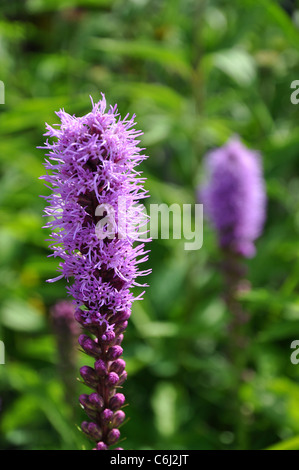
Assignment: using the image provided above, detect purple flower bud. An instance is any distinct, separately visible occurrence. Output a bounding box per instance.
[87,422,103,441]
[101,331,115,343]
[110,309,131,324]
[101,408,113,424]
[107,345,123,361]
[82,421,103,441]
[106,372,119,386]
[79,394,93,410]
[122,310,131,321]
[81,421,90,434]
[200,137,266,258]
[80,366,98,389]
[96,441,108,450]
[109,393,126,410]
[115,321,128,334]
[115,334,124,346]
[107,428,121,445]
[78,334,88,347]
[112,410,126,427]
[110,359,126,375]
[94,359,108,377]
[84,408,98,421]
[79,334,101,358]
[89,393,104,410]
[74,309,86,326]
[117,371,127,386]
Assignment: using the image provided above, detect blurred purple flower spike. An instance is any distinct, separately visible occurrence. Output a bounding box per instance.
[201,137,266,258]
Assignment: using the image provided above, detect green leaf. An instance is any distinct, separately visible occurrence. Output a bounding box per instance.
[90,38,191,78]
[0,299,45,332]
[207,48,257,86]
[26,0,113,13]
[151,382,179,438]
[0,395,41,433]
[267,435,299,450]
[112,82,186,111]
[259,0,299,47]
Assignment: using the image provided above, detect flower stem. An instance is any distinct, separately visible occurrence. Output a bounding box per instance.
[222,249,250,450]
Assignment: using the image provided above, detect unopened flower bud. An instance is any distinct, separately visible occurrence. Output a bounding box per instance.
[79,394,93,410]
[89,392,104,410]
[95,358,108,376]
[115,334,124,346]
[80,366,98,389]
[88,422,102,441]
[110,310,131,324]
[107,428,121,445]
[74,309,85,325]
[106,371,119,386]
[79,334,101,358]
[81,421,90,434]
[112,410,126,427]
[117,371,127,386]
[110,359,126,375]
[101,331,115,343]
[96,441,108,450]
[115,321,128,334]
[109,393,126,411]
[101,408,113,425]
[107,345,123,361]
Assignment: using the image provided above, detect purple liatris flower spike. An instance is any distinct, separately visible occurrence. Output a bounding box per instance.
[200,137,266,258]
[40,95,151,450]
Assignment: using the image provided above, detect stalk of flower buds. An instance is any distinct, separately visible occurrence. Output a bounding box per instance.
[41,95,151,450]
[50,300,81,418]
[200,137,266,448]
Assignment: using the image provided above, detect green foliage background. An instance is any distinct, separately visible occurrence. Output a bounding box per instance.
[1,0,299,450]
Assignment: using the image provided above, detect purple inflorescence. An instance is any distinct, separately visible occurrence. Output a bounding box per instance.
[200,137,266,258]
[40,94,151,449]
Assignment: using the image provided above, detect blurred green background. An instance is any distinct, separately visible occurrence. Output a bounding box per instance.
[1,0,299,450]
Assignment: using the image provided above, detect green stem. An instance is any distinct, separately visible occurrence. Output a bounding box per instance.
[222,249,250,450]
